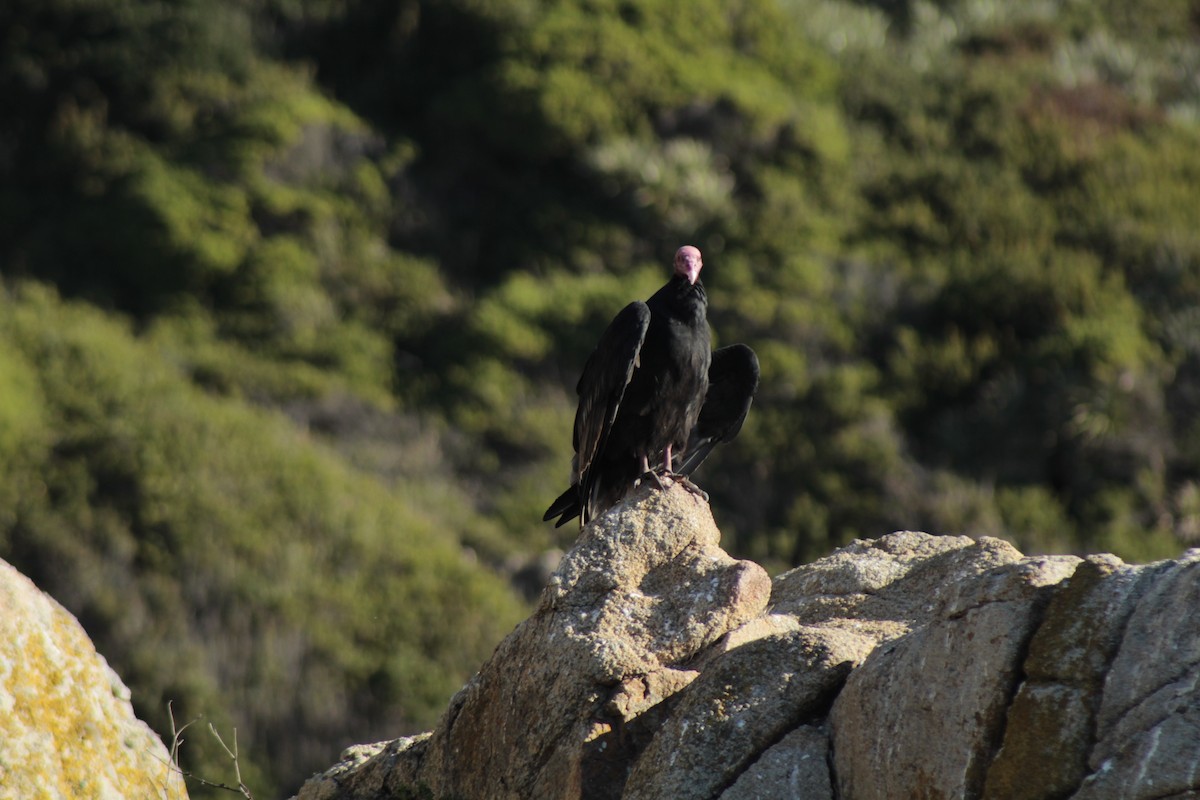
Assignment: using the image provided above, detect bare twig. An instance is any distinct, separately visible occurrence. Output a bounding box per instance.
[155,702,254,799]
[208,723,253,799]
[157,701,196,800]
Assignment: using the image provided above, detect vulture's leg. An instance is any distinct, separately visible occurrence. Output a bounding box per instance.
[666,444,707,499]
[641,453,669,489]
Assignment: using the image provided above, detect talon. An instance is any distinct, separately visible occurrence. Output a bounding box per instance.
[642,470,671,490]
[678,477,709,502]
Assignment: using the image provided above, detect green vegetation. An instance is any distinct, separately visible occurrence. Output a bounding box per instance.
[3,0,1200,794]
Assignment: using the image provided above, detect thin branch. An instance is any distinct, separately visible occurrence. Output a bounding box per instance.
[208,723,253,799]
[155,702,254,799]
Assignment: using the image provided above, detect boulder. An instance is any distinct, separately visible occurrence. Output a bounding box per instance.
[0,558,188,800]
[299,482,770,800]
[830,553,1080,799]
[296,487,1200,800]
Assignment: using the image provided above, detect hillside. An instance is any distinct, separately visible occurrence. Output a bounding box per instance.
[3,0,1200,795]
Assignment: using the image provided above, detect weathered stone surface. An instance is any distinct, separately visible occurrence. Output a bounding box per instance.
[0,558,188,800]
[1074,704,1200,800]
[770,531,1027,645]
[294,736,428,800]
[830,555,1080,800]
[296,499,1200,800]
[299,483,770,800]
[983,554,1152,799]
[1075,552,1200,799]
[722,725,832,800]
[624,617,872,800]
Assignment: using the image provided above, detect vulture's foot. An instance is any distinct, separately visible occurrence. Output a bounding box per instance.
[678,477,709,502]
[640,469,673,490]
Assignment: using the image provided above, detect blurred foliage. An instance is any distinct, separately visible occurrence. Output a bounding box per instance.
[0,284,524,794]
[3,0,1200,795]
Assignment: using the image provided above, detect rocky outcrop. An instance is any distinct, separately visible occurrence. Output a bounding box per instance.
[0,558,188,800]
[296,483,1200,800]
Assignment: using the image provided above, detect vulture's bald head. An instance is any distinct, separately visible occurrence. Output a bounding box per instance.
[674,245,703,285]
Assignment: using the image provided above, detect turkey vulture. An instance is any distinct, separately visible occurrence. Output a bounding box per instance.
[544,247,758,527]
[544,341,760,527]
[544,246,756,528]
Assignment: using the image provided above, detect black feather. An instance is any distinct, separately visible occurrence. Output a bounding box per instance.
[672,344,760,477]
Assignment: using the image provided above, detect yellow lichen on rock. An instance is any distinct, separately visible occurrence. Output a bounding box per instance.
[0,559,188,800]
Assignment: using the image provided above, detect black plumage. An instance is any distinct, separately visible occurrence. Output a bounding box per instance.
[545,246,756,528]
[672,343,760,478]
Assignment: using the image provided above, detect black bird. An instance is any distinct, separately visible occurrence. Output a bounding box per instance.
[543,341,760,527]
[545,245,730,528]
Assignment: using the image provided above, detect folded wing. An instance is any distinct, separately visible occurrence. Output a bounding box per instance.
[674,343,760,478]
[543,302,650,527]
